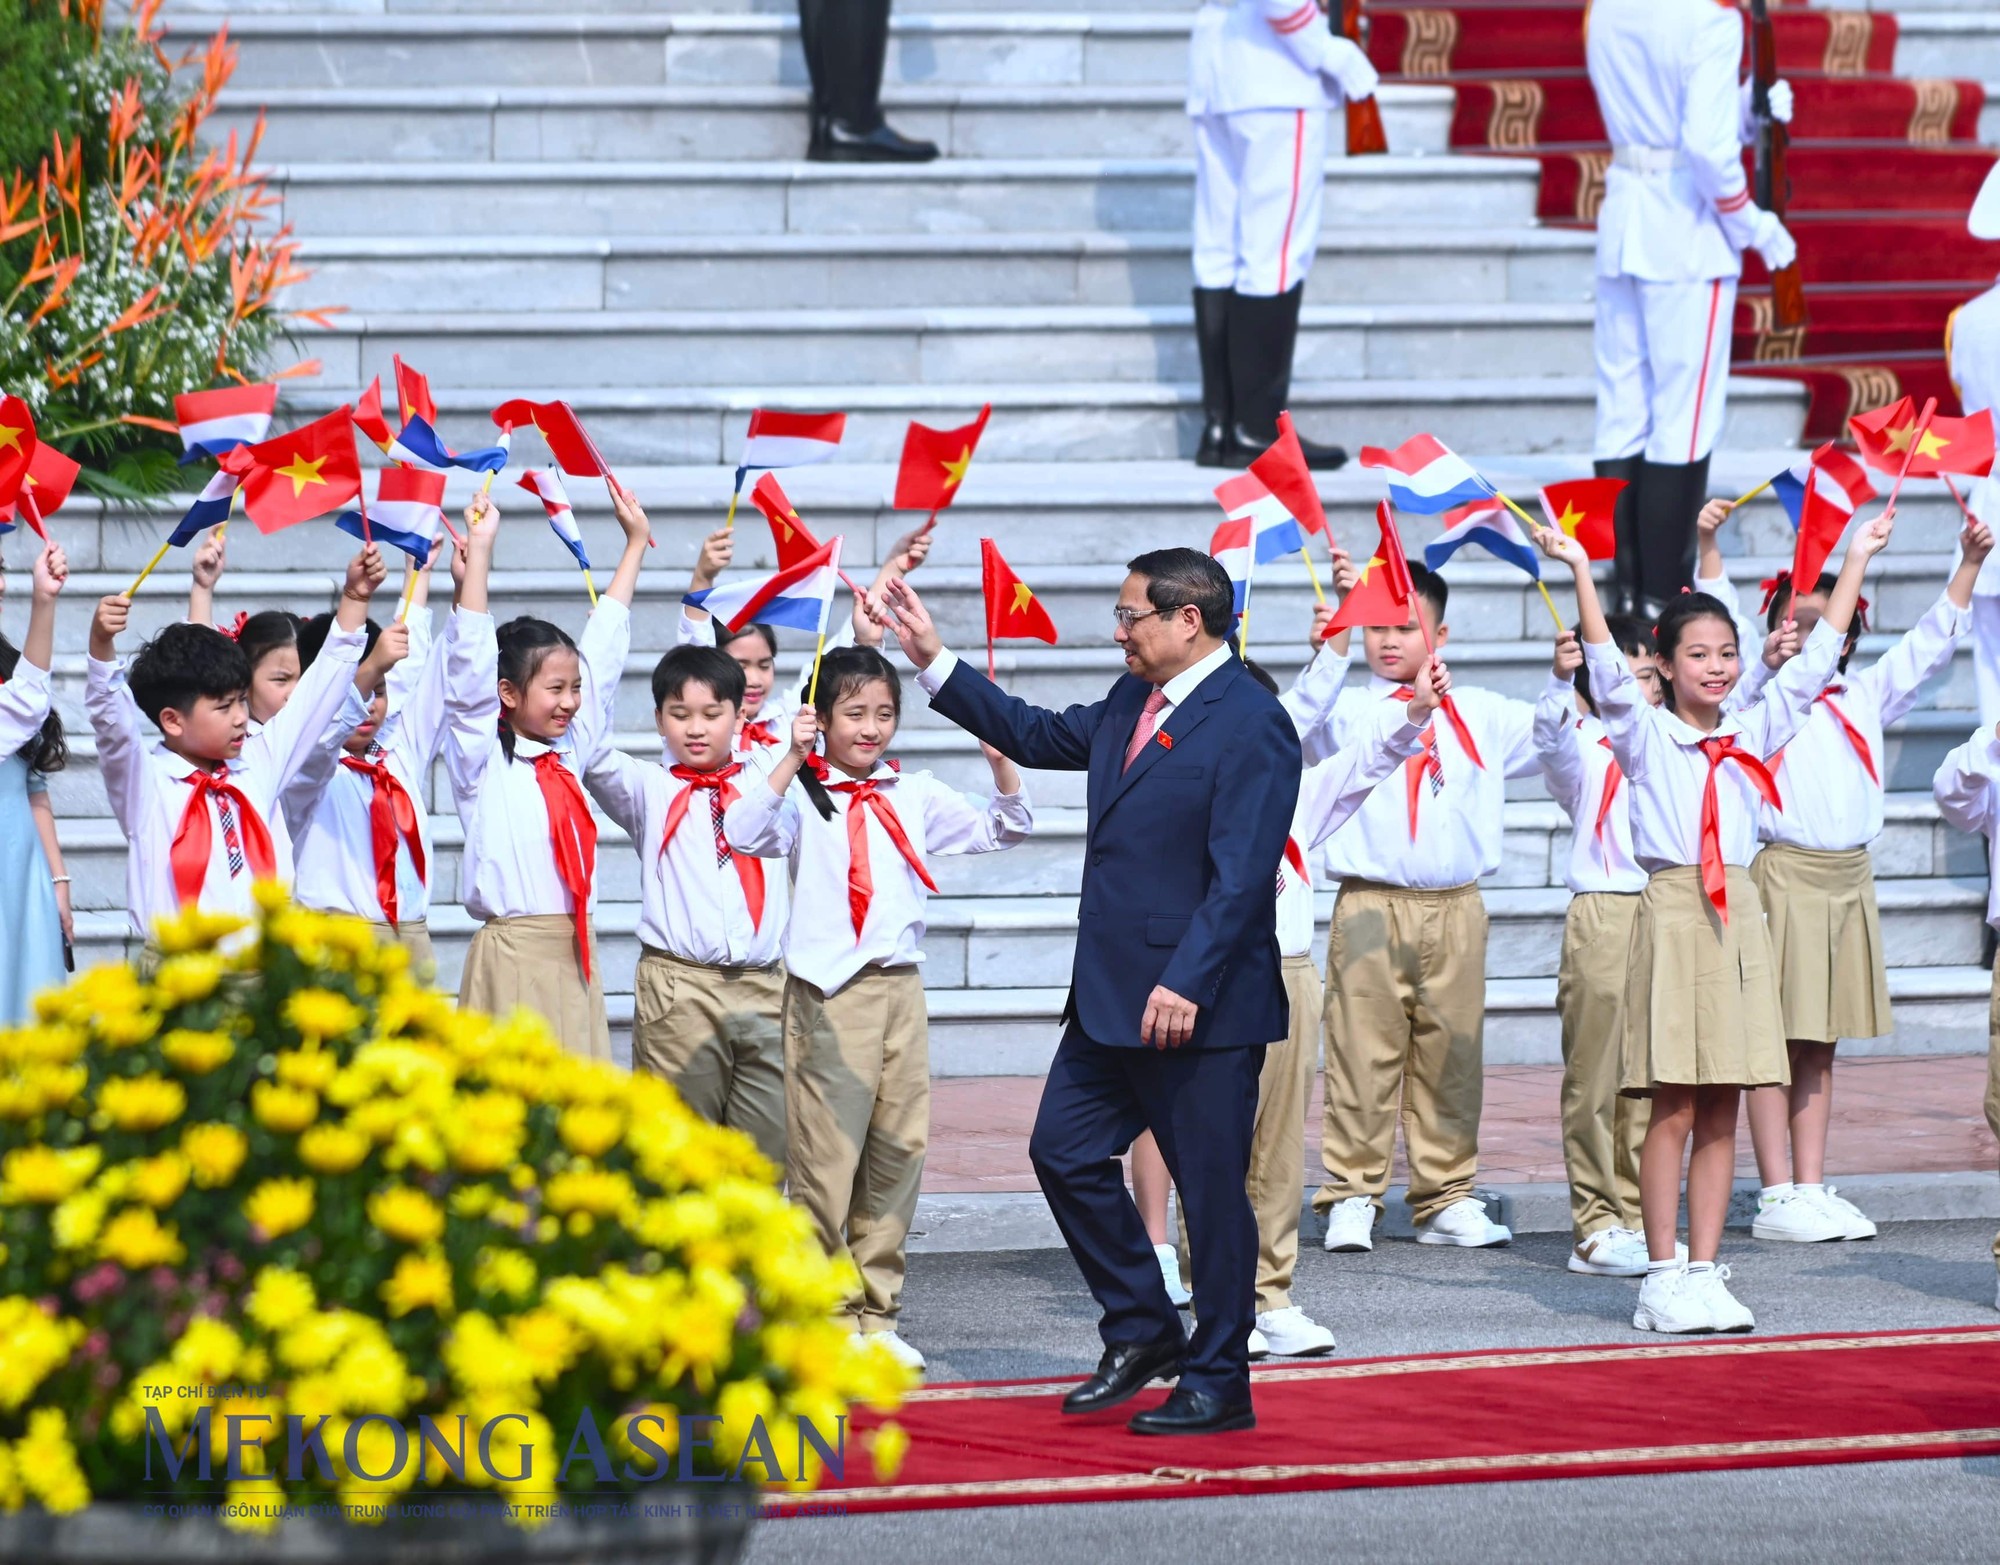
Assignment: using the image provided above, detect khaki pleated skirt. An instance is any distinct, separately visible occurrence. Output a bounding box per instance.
[1750,843,1891,1044]
[373,920,436,979]
[1622,865,1789,1093]
[460,914,610,1062]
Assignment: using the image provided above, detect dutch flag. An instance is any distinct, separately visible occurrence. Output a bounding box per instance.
[685,535,845,636]
[518,468,591,570]
[175,384,276,464]
[335,468,447,563]
[736,409,846,479]
[1213,472,1307,566]
[1358,434,1496,515]
[388,415,510,475]
[167,471,240,547]
[1423,496,1542,580]
[1767,443,1877,535]
[1208,517,1253,615]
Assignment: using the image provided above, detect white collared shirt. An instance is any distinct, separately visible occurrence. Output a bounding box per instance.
[725,760,1032,996]
[586,743,789,968]
[1316,677,1539,889]
[1585,619,1843,873]
[0,659,52,756]
[1933,724,2000,928]
[1534,676,1646,895]
[87,624,365,935]
[442,601,628,923]
[293,610,450,924]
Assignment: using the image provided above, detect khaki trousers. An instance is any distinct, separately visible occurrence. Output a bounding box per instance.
[783,966,929,1333]
[632,947,787,1170]
[1176,954,1322,1314]
[1556,893,1647,1241]
[1988,968,2000,1275]
[1314,880,1487,1224]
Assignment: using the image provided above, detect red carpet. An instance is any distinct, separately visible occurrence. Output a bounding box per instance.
[1367,0,2000,441]
[773,1327,2000,1515]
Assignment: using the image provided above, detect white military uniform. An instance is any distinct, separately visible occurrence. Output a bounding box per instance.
[1947,282,2000,724]
[1586,0,1795,464]
[1187,0,1378,297]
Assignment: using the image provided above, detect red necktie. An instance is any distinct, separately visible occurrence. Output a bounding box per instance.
[738,719,778,750]
[530,751,598,981]
[170,769,277,909]
[1391,686,1485,769]
[660,763,766,930]
[1696,735,1783,924]
[340,752,427,926]
[1123,687,1169,772]
[1593,734,1624,866]
[825,777,938,939]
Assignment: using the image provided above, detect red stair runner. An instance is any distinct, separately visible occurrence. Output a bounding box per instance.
[1367,0,2000,442]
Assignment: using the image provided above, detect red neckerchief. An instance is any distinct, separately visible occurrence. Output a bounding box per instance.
[1390,685,1485,769]
[1795,685,1879,785]
[170,768,277,909]
[821,768,937,939]
[660,762,765,930]
[528,750,598,981]
[1591,729,1623,866]
[340,751,427,924]
[738,718,778,749]
[1278,835,1309,894]
[1697,735,1783,924]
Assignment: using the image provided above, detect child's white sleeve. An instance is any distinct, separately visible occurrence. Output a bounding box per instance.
[572,597,631,773]
[1856,591,1969,730]
[282,682,372,832]
[1742,617,1843,758]
[1582,638,1652,780]
[383,605,434,720]
[1495,692,1542,779]
[386,610,453,774]
[0,657,52,757]
[1279,644,1350,767]
[253,622,365,796]
[1533,675,1588,821]
[443,608,501,803]
[920,773,1034,856]
[1933,726,2000,837]
[582,744,651,841]
[724,782,801,858]
[676,609,716,648]
[84,657,149,836]
[1296,704,1425,850]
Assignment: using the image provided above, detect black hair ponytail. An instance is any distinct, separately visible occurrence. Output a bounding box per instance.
[236,610,303,675]
[0,635,65,773]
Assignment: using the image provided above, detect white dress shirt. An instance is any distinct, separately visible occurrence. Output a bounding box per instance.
[587,743,789,968]
[725,760,1032,996]
[87,624,364,935]
[443,601,627,923]
[1317,677,1539,889]
[0,659,52,756]
[1585,619,1842,873]
[292,610,450,924]
[1534,675,1646,895]
[1932,724,2000,928]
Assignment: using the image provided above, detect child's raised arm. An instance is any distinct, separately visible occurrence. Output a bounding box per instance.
[1533,522,1610,645]
[604,479,651,608]
[455,495,498,615]
[187,529,225,629]
[21,541,67,674]
[680,526,732,628]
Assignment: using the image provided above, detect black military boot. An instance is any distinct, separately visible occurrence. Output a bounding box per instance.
[1223,284,1345,469]
[1594,455,1644,615]
[1193,287,1232,466]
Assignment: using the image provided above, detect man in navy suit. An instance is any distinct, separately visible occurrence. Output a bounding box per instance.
[880,549,1302,1434]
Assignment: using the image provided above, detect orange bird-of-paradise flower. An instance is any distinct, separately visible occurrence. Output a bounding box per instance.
[26,257,84,328]
[108,78,144,150]
[101,287,169,337]
[270,359,323,382]
[122,414,181,436]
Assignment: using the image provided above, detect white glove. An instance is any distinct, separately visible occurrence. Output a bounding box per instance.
[1737,76,1795,141]
[1768,78,1794,125]
[1753,210,1797,272]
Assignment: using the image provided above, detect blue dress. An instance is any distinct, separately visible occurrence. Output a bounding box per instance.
[0,750,65,1023]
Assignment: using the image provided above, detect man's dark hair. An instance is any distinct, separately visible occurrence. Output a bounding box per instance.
[297,612,380,671]
[1408,561,1448,623]
[1240,658,1280,697]
[128,623,251,728]
[652,645,745,711]
[1126,547,1234,639]
[1573,613,1654,717]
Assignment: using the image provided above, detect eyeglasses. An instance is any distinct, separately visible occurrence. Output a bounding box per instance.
[1112,604,1182,631]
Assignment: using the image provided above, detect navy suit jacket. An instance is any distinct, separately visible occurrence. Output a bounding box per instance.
[931,651,1302,1049]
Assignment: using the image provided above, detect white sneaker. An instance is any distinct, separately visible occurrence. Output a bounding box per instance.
[1255,1305,1337,1357]
[1568,1226,1651,1277]
[1686,1264,1755,1333]
[1247,1326,1271,1361]
[1154,1242,1192,1308]
[1632,1265,1714,1334]
[1806,1185,1878,1242]
[866,1330,927,1374]
[1415,1197,1513,1248]
[1751,1189,1846,1243]
[1322,1196,1376,1253]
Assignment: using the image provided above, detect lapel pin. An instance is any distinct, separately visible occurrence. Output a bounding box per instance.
[1156,733,1173,751]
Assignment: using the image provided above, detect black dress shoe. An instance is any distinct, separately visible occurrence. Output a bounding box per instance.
[1127,1386,1256,1436]
[1221,425,1346,471]
[1061,1336,1185,1415]
[817,119,939,163]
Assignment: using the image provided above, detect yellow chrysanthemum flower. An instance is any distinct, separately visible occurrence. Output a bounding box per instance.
[246,1268,316,1334]
[180,1122,248,1188]
[49,1188,109,1252]
[17,1408,90,1514]
[367,1185,445,1246]
[96,1207,185,1269]
[296,1122,370,1175]
[284,987,364,1043]
[151,905,250,955]
[557,1102,623,1159]
[96,1073,187,1132]
[250,1080,319,1135]
[543,1166,635,1220]
[868,1420,910,1482]
[0,1297,85,1413]
[273,1047,339,1094]
[126,1151,192,1209]
[243,1177,315,1240]
[159,1028,236,1075]
[151,953,226,1006]
[169,1318,243,1383]
[503,1308,580,1383]
[472,1247,538,1303]
[380,1250,455,1318]
[0,1144,101,1204]
[222,1480,282,1535]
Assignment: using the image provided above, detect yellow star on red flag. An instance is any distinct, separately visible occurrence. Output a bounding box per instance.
[276,453,329,496]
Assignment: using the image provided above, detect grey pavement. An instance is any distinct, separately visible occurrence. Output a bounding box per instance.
[748,1223,2000,1565]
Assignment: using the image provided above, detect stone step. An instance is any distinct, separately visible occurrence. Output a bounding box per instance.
[268,154,1542,238]
[216,82,1453,163]
[1896,14,2000,79]
[292,302,1598,393]
[270,373,1806,464]
[285,228,1599,315]
[168,0,1198,12]
[184,12,1219,92]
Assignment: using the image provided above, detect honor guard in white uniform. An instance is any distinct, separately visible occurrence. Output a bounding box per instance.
[1587,0,1795,616]
[1949,162,2000,725]
[1187,0,1378,470]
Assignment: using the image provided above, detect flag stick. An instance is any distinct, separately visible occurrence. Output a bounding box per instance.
[1944,474,1974,522]
[1882,397,1939,519]
[1299,543,1328,607]
[919,506,940,537]
[1495,492,1570,631]
[724,468,747,531]
[581,566,599,608]
[1730,477,1775,508]
[439,511,464,548]
[987,630,996,682]
[356,481,373,546]
[125,539,172,599]
[805,629,829,707]
[395,562,420,624]
[478,426,511,497]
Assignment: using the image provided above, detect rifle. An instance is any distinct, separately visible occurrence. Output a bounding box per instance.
[1340,0,1388,156]
[1748,0,1808,330]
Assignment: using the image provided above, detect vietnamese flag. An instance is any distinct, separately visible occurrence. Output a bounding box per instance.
[0,441,81,536]
[751,473,821,570]
[353,376,393,454]
[1247,411,1330,540]
[393,355,436,429]
[1850,395,1996,479]
[981,536,1056,676]
[895,404,990,516]
[1537,477,1623,561]
[492,398,613,478]
[1326,502,1415,633]
[218,407,362,533]
[0,395,37,509]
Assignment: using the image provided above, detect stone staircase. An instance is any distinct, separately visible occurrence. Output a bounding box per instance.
[22,0,2000,1069]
